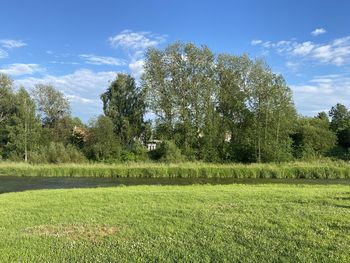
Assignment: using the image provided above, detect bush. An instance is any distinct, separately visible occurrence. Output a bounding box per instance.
[154,140,185,163]
[120,141,149,162]
[29,142,87,164]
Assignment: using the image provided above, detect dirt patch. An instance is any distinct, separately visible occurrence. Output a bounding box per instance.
[25,224,119,241]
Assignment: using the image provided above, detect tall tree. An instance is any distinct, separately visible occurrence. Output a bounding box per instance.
[329,103,350,132]
[143,43,297,162]
[6,88,41,162]
[216,54,254,162]
[143,43,220,160]
[0,74,16,126]
[101,73,145,145]
[85,115,121,161]
[328,104,350,157]
[143,47,175,139]
[0,74,17,157]
[246,61,296,162]
[32,84,71,126]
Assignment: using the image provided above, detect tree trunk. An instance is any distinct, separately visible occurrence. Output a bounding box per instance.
[24,98,28,163]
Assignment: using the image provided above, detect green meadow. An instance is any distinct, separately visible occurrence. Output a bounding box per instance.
[0,178,350,262]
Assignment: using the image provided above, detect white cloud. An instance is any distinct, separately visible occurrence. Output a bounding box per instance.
[129,59,144,79]
[292,41,315,56]
[109,29,167,79]
[291,74,350,115]
[50,61,80,65]
[0,39,27,49]
[252,35,350,66]
[311,28,326,36]
[66,94,100,105]
[0,63,42,76]
[15,69,116,97]
[0,39,26,58]
[14,69,119,122]
[79,54,126,66]
[251,40,262,45]
[109,30,166,50]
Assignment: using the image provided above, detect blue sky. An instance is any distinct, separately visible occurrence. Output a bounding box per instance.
[1,0,350,122]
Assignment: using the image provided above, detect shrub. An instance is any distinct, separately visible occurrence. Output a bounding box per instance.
[155,140,185,163]
[120,141,149,162]
[29,142,87,164]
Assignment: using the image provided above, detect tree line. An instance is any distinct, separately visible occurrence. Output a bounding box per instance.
[0,42,348,163]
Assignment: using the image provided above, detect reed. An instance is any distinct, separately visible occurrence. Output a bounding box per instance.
[1,161,350,179]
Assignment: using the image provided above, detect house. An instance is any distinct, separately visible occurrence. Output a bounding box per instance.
[198,130,232,142]
[146,139,162,151]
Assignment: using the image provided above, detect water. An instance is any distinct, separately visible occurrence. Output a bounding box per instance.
[0,176,349,194]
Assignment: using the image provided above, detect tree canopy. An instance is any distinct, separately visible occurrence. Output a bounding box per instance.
[0,42,349,163]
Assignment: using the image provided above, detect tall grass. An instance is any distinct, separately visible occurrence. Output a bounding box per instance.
[0,161,350,179]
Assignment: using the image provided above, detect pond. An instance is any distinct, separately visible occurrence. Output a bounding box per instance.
[0,176,350,194]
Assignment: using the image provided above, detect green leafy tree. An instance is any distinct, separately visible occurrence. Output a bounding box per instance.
[143,43,297,163]
[6,88,41,162]
[216,54,254,162]
[85,116,122,161]
[329,103,350,132]
[0,74,15,123]
[292,116,336,159]
[317,111,329,122]
[0,74,17,158]
[143,43,220,160]
[101,73,146,145]
[246,61,296,162]
[328,104,350,158]
[143,47,175,139]
[32,84,71,126]
[51,116,84,145]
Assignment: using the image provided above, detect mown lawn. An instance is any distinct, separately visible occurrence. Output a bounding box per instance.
[0,183,349,262]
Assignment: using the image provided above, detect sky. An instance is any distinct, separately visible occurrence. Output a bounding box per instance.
[1,0,350,122]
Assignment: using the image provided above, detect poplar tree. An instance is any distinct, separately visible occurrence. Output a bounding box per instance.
[6,88,41,162]
[101,73,145,145]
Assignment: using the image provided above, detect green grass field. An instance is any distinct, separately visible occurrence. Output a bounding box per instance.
[1,182,349,262]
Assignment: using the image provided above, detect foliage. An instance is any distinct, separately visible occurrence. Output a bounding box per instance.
[329,103,350,132]
[49,116,84,145]
[151,140,184,163]
[143,44,297,163]
[5,88,41,162]
[292,116,337,159]
[31,84,71,126]
[328,104,350,159]
[101,73,146,145]
[29,142,87,164]
[85,115,122,162]
[0,74,17,157]
[119,141,149,162]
